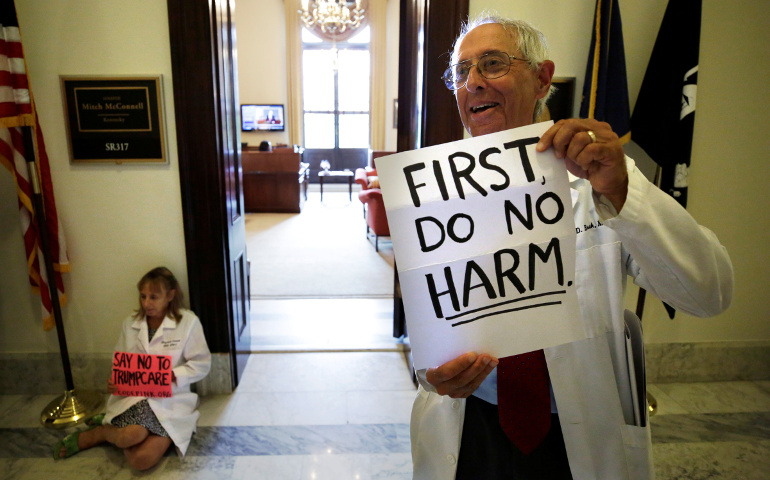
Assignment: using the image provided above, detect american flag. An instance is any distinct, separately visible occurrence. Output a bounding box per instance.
[0,1,69,331]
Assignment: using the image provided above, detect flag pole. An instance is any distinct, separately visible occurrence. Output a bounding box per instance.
[633,163,663,417]
[22,127,103,428]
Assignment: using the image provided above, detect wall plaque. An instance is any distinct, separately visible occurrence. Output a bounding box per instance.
[60,76,166,163]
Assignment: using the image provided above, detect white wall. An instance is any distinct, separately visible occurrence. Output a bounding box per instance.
[471,0,770,343]
[235,0,400,151]
[1,0,188,354]
[2,0,767,356]
[236,0,291,148]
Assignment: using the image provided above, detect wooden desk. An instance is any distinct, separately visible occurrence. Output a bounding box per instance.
[242,151,307,213]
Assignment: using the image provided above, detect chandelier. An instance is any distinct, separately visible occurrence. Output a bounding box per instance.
[299,0,366,35]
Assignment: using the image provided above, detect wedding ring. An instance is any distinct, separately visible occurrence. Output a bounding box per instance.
[586,130,597,143]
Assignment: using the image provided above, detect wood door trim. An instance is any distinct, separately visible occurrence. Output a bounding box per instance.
[422,0,468,146]
[167,0,232,354]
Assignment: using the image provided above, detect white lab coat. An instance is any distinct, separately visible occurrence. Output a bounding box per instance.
[103,308,211,456]
[410,158,733,480]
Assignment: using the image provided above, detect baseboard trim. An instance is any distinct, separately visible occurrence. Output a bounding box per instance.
[0,352,233,395]
[644,340,770,383]
[2,341,768,394]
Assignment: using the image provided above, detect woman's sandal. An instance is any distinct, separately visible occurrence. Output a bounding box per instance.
[52,431,82,460]
[85,413,105,426]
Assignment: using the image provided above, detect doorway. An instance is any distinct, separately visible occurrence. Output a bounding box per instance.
[245,183,398,351]
[238,2,399,353]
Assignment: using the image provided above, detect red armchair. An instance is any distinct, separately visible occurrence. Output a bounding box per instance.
[355,151,395,251]
[354,150,395,192]
[358,188,390,252]
[354,166,377,189]
[354,167,378,217]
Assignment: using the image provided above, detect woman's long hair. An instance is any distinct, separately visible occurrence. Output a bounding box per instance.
[134,266,184,322]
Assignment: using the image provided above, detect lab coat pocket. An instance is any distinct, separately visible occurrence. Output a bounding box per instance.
[575,241,623,338]
[620,424,654,479]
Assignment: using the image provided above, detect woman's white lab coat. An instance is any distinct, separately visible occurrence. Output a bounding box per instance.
[103,308,211,456]
[410,158,733,480]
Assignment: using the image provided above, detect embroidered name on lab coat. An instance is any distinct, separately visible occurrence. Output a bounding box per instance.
[576,220,604,234]
[161,339,181,348]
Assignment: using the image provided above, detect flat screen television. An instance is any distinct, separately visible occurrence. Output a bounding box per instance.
[241,104,285,131]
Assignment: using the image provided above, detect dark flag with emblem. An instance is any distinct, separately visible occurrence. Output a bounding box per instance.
[631,0,702,319]
[579,0,631,143]
[631,0,702,208]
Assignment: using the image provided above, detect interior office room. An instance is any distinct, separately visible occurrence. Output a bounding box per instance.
[1,0,768,479]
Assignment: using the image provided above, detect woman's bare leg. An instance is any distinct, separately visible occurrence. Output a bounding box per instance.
[57,424,150,458]
[101,424,149,449]
[123,435,173,471]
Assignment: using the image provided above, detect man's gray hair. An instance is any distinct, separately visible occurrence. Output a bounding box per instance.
[451,12,555,121]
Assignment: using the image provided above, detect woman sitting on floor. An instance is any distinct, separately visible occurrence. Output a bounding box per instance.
[54,266,211,470]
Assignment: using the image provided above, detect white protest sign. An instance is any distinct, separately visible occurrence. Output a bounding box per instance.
[377,122,587,370]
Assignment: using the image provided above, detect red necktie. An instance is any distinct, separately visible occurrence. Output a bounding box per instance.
[497,349,551,455]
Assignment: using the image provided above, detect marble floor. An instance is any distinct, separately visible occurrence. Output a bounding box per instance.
[249,298,403,352]
[2,299,769,479]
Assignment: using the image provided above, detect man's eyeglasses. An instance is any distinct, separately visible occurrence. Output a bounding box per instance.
[442,52,528,91]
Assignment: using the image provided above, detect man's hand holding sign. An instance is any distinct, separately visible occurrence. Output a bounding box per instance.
[378,121,588,377]
[111,351,174,398]
[538,118,628,212]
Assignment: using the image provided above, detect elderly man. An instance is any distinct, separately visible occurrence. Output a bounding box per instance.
[409,14,733,480]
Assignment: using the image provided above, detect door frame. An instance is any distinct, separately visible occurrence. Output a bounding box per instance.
[167,0,248,389]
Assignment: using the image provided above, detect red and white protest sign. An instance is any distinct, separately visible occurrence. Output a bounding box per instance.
[112,351,173,398]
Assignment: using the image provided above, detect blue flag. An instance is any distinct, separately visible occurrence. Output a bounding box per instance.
[579,0,631,143]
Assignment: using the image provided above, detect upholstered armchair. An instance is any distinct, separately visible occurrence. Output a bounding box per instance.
[354,167,379,216]
[354,150,394,192]
[358,188,390,252]
[355,151,395,251]
[354,167,377,190]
